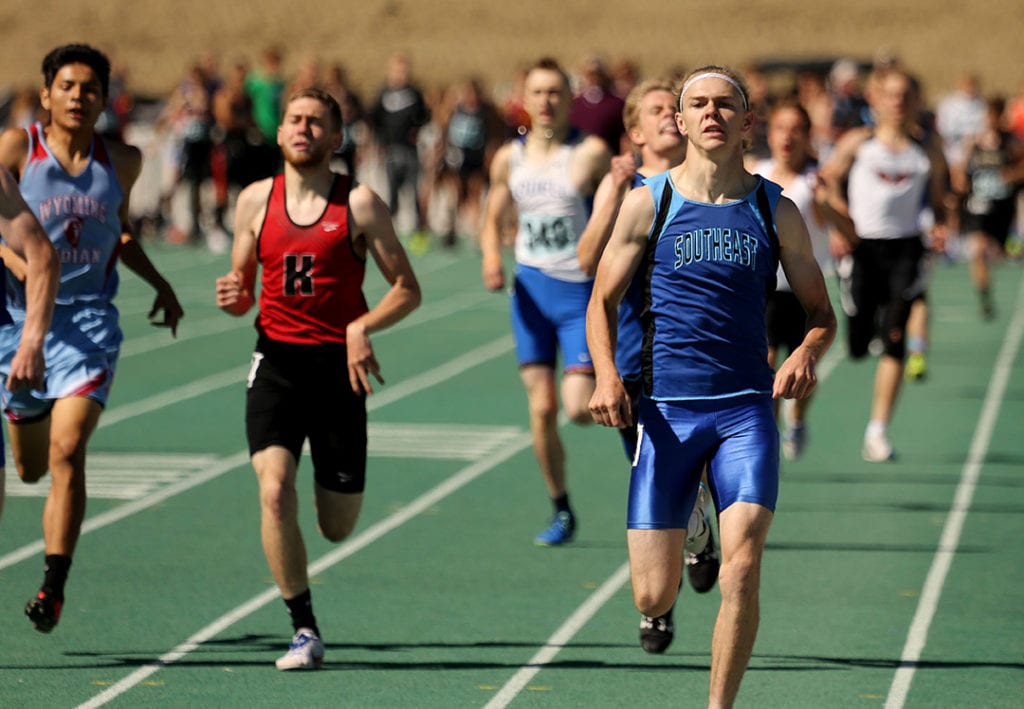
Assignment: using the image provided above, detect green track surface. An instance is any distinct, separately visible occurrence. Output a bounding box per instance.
[0,244,1021,708]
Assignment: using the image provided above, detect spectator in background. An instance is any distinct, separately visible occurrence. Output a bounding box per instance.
[95,57,133,141]
[1007,80,1024,142]
[162,63,213,245]
[438,78,504,247]
[795,70,835,160]
[828,58,870,142]
[6,86,45,130]
[287,54,321,97]
[570,56,626,153]
[609,58,640,100]
[324,63,365,178]
[936,72,987,168]
[499,67,531,139]
[210,61,256,246]
[741,63,772,160]
[245,46,286,180]
[370,53,431,249]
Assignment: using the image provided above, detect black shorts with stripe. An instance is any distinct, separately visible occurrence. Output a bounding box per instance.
[245,335,367,493]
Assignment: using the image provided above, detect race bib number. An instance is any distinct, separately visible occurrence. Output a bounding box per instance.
[520,214,576,258]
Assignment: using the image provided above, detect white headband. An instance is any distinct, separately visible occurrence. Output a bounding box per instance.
[678,72,749,112]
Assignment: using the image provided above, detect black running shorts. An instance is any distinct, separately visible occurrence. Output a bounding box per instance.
[245,336,367,493]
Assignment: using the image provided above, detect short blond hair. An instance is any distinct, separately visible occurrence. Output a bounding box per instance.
[623,78,676,133]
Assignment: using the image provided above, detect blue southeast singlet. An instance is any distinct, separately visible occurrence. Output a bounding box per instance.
[640,170,782,401]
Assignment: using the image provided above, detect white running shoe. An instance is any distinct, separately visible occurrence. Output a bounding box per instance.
[862,431,895,462]
[275,628,325,671]
[685,483,711,554]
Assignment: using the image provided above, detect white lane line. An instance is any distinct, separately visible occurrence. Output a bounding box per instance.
[0,335,514,573]
[0,451,251,571]
[484,562,631,709]
[885,275,1024,709]
[77,430,536,709]
[104,333,512,428]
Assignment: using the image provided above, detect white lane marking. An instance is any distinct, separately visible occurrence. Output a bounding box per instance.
[885,275,1024,709]
[0,335,514,572]
[76,430,536,709]
[484,563,632,709]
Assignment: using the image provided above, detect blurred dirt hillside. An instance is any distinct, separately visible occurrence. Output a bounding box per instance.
[0,0,1022,103]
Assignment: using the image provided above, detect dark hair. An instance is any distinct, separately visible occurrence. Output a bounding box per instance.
[42,44,111,98]
[527,57,572,94]
[768,97,812,133]
[285,87,342,133]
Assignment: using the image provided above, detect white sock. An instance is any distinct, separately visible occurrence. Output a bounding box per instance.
[866,420,887,439]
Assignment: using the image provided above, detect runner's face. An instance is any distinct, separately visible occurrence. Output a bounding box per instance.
[524,69,569,131]
[767,107,810,168]
[676,77,750,151]
[873,75,913,127]
[632,89,682,153]
[277,97,340,167]
[41,63,106,131]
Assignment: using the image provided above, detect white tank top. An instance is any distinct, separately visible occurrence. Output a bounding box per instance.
[847,136,931,240]
[754,158,833,291]
[508,139,590,282]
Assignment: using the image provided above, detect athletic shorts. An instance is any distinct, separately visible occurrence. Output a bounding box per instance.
[510,264,593,373]
[766,289,807,356]
[246,336,367,494]
[0,304,120,422]
[628,394,779,529]
[843,236,926,360]
[964,197,1016,246]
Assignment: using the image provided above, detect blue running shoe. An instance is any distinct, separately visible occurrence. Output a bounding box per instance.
[534,510,576,546]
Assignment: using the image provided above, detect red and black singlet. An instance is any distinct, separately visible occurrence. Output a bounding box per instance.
[256,174,368,344]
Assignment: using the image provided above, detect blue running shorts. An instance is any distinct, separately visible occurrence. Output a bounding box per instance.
[510,264,593,373]
[0,304,121,421]
[628,394,779,529]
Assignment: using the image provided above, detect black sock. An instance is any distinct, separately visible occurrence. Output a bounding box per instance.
[42,554,72,600]
[283,589,320,637]
[553,493,571,514]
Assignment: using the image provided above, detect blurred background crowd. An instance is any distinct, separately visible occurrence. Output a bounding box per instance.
[2,46,1022,260]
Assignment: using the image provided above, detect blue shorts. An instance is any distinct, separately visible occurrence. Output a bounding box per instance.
[510,264,593,373]
[0,304,121,422]
[627,394,779,529]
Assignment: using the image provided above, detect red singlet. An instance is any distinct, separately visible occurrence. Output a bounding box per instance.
[256,174,368,344]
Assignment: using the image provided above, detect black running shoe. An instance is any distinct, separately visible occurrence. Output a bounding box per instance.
[686,526,720,593]
[639,607,674,654]
[25,590,63,633]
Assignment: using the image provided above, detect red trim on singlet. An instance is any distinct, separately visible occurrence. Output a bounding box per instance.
[27,125,48,163]
[256,173,369,345]
[92,134,112,166]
